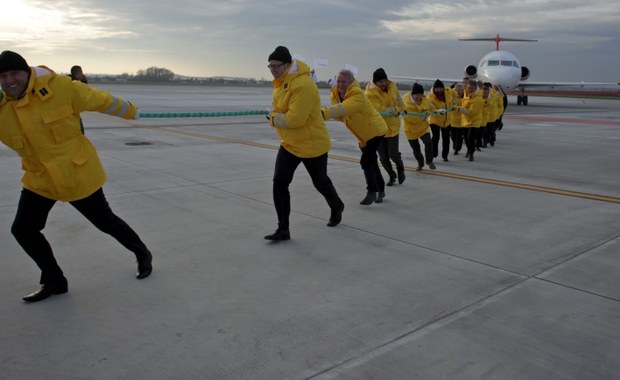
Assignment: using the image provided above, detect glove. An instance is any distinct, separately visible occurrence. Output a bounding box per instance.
[127,102,139,120]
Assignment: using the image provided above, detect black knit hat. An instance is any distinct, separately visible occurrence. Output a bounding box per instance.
[0,51,30,74]
[433,79,444,88]
[268,46,292,63]
[411,83,424,95]
[372,68,388,84]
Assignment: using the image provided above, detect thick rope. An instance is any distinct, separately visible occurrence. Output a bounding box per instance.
[138,110,270,118]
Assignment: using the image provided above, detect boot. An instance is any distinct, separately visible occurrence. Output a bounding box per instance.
[360,192,377,205]
[376,191,385,203]
[397,169,406,184]
[327,202,344,227]
[386,174,396,186]
[264,228,290,241]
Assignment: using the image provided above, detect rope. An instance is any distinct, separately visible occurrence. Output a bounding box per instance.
[379,109,452,118]
[138,110,270,118]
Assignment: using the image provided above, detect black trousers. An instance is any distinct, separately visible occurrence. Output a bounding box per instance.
[464,127,480,157]
[451,128,464,153]
[11,188,151,285]
[273,146,342,229]
[408,133,433,167]
[377,134,404,179]
[360,136,385,193]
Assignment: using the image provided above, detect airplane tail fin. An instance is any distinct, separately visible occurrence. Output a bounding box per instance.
[459,33,537,50]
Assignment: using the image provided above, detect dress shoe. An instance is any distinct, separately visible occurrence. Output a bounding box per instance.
[264,228,291,241]
[136,251,153,279]
[360,192,377,205]
[442,157,449,162]
[469,155,474,162]
[386,175,396,186]
[327,203,344,227]
[23,280,68,302]
[397,170,406,184]
[428,162,436,170]
[375,191,385,203]
[454,150,459,155]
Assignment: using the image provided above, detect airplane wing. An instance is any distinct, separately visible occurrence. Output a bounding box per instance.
[513,81,620,95]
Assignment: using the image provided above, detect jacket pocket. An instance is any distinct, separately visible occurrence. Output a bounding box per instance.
[42,104,80,143]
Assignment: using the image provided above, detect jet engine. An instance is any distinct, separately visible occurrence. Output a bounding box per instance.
[465,65,477,78]
[521,66,530,80]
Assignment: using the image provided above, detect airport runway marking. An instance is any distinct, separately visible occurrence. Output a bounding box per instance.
[133,123,620,205]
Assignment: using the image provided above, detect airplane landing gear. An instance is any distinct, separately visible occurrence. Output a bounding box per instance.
[517,95,528,106]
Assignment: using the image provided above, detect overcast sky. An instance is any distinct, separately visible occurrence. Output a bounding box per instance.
[3,0,619,82]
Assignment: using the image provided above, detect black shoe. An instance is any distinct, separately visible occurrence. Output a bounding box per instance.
[264,229,291,241]
[397,170,406,184]
[360,192,376,205]
[465,153,470,158]
[428,162,436,170]
[454,151,459,155]
[375,191,385,203]
[23,279,68,302]
[386,175,396,186]
[136,251,153,279]
[469,155,474,162]
[442,157,449,162]
[327,203,344,227]
[476,147,482,152]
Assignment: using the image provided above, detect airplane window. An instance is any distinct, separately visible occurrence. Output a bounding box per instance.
[488,60,499,66]
[501,60,512,66]
[513,61,520,68]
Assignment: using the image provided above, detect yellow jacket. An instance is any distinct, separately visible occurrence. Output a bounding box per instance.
[402,93,432,140]
[449,90,464,128]
[0,66,138,202]
[461,90,484,127]
[492,89,504,121]
[364,80,404,138]
[322,80,387,148]
[269,60,331,158]
[427,88,453,128]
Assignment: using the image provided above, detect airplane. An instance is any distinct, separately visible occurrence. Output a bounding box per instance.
[394,34,619,106]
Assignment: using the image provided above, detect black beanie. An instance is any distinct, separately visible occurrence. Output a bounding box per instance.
[433,79,444,88]
[268,46,292,63]
[0,51,30,74]
[372,68,388,84]
[411,83,424,95]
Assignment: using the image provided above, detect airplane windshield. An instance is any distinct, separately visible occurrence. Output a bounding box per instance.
[513,61,520,68]
[488,60,500,66]
[501,60,512,66]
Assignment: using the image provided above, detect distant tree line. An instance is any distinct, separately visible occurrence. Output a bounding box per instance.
[134,66,175,82]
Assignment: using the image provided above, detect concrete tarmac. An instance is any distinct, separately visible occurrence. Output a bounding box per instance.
[1,85,619,380]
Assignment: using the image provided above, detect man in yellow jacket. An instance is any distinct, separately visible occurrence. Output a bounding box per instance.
[365,68,406,186]
[403,83,436,171]
[265,46,344,241]
[462,80,484,161]
[322,69,387,206]
[0,51,153,302]
[427,79,453,162]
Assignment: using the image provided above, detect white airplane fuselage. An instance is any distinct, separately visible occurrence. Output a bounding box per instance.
[474,50,524,92]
